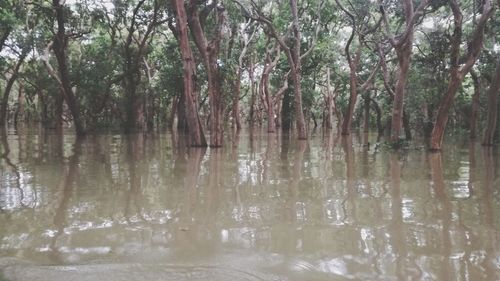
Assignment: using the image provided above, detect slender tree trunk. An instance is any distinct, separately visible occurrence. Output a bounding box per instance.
[264,78,275,133]
[171,0,207,147]
[341,65,359,135]
[249,60,256,127]
[369,97,383,137]
[14,83,25,126]
[482,57,500,146]
[260,43,279,133]
[290,0,306,139]
[232,72,242,130]
[323,67,333,129]
[363,92,370,133]
[55,89,64,133]
[469,70,481,139]
[52,0,85,136]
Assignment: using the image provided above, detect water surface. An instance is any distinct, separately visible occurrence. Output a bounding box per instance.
[1,129,499,280]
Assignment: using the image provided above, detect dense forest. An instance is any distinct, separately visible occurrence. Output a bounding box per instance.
[0,0,499,149]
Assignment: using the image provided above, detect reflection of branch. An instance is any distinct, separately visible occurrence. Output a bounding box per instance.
[50,138,82,263]
[0,131,26,207]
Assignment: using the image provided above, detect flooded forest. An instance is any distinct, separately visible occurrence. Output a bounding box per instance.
[1,0,500,280]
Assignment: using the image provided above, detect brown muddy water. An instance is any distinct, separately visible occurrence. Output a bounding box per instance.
[0,128,499,281]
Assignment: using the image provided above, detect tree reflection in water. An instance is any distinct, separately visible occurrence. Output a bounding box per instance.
[0,130,499,280]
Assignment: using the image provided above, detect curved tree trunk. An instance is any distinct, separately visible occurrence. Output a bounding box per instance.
[52,0,85,136]
[187,0,225,147]
[0,52,26,127]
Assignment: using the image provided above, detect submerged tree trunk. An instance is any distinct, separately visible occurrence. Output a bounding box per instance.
[482,57,500,146]
[171,0,207,147]
[52,0,85,136]
[430,0,493,150]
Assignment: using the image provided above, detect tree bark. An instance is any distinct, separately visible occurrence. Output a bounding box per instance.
[52,0,85,136]
[430,0,493,150]
[171,0,207,147]
[482,57,500,146]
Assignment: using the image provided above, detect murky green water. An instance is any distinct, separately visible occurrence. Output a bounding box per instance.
[1,128,499,280]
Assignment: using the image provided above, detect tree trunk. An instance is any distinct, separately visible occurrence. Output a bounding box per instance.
[482,57,500,146]
[14,83,25,126]
[389,0,416,142]
[123,58,144,132]
[290,0,306,139]
[430,72,463,149]
[260,42,279,133]
[55,88,64,133]
[469,70,481,139]
[232,71,242,130]
[363,92,370,133]
[0,54,26,127]
[369,97,383,137]
[52,0,85,136]
[390,47,412,141]
[341,68,359,135]
[187,0,225,147]
[171,0,207,147]
[323,67,333,129]
[429,0,493,150]
[402,109,412,140]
